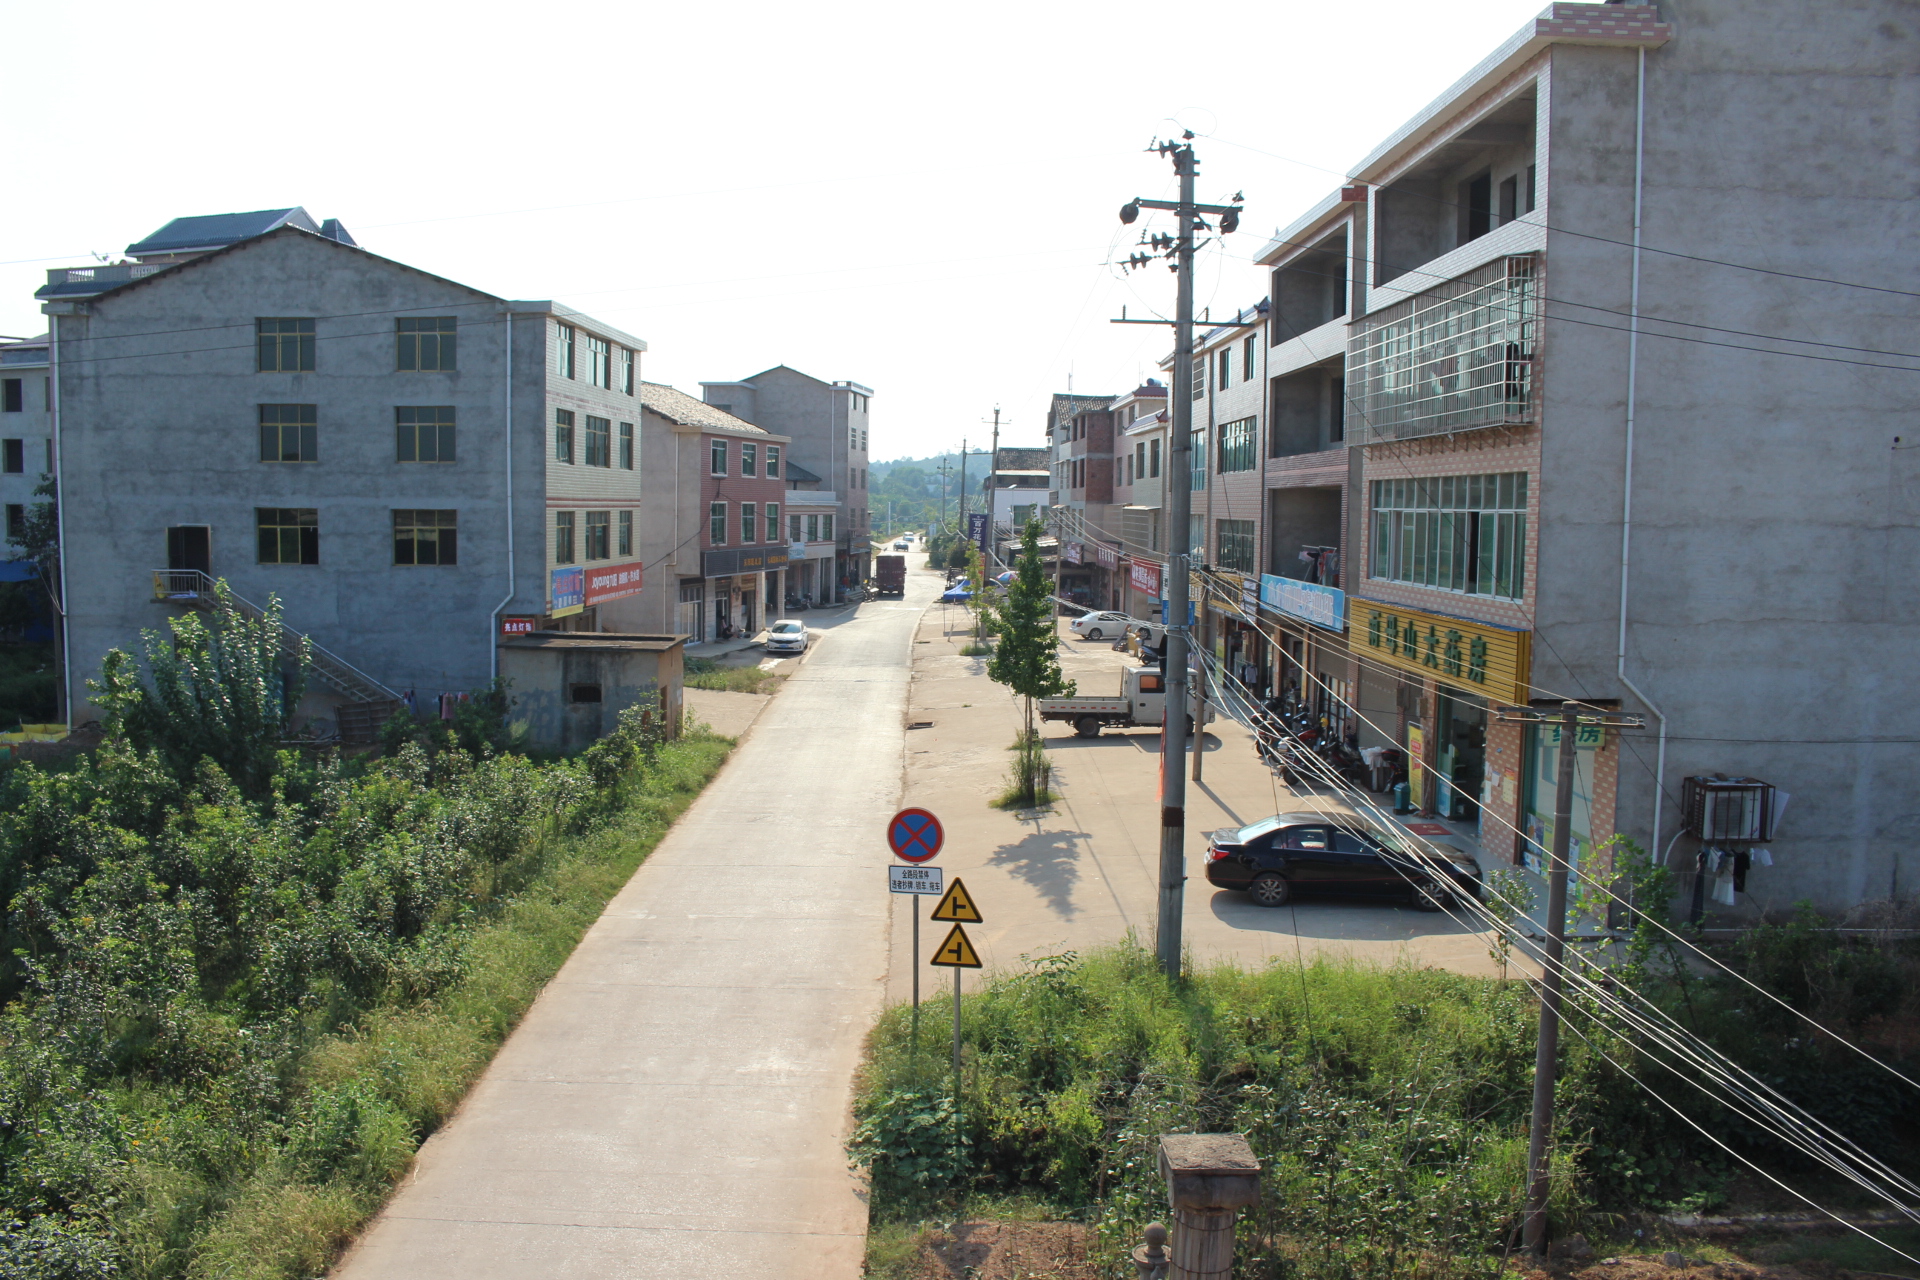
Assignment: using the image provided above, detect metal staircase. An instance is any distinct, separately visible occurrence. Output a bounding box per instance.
[150,570,400,704]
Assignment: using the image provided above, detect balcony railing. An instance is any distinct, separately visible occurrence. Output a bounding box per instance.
[150,569,398,703]
[1347,255,1537,445]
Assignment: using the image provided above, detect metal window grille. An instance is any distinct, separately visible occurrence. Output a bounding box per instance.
[1218,416,1256,473]
[1348,255,1536,444]
[1369,472,1528,599]
[1682,777,1780,842]
[1216,519,1255,572]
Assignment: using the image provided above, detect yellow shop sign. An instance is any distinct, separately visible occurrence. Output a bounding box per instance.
[1358,603,1531,704]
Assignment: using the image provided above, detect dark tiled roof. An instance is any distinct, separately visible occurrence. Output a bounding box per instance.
[783,459,822,484]
[994,446,1050,472]
[126,207,318,256]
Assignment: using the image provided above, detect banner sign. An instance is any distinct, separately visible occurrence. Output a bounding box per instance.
[1063,541,1083,565]
[1357,601,1532,703]
[585,561,645,606]
[701,546,790,577]
[1096,545,1119,570]
[549,566,584,615]
[1259,575,1346,632]
[1129,559,1162,596]
[500,615,538,636]
[967,512,989,551]
[1241,575,1260,616]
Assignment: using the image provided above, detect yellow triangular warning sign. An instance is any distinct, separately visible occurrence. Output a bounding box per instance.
[929,923,982,968]
[929,877,983,923]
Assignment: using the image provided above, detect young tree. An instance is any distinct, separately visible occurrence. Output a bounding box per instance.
[987,519,1075,803]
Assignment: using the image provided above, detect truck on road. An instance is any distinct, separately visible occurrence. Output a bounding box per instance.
[874,555,907,597]
[1039,665,1215,737]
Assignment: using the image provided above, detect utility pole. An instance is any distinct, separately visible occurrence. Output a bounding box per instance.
[1493,700,1643,1257]
[958,439,969,527]
[985,406,1003,535]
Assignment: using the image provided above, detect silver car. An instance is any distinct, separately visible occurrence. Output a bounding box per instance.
[765,619,809,653]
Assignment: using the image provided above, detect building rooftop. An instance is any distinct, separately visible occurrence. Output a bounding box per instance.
[639,382,777,437]
[124,206,355,259]
[499,632,687,651]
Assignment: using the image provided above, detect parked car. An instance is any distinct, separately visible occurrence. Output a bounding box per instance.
[1068,610,1137,641]
[764,619,809,653]
[1202,813,1482,910]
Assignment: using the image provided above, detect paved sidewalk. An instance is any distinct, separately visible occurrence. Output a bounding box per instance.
[333,586,928,1278]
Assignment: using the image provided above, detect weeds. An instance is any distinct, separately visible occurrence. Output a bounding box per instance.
[684,656,784,694]
[992,731,1056,809]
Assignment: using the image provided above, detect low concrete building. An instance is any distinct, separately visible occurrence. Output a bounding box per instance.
[496,631,684,752]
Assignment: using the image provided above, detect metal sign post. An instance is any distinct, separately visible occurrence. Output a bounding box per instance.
[929,879,984,1171]
[889,810,947,1063]
[888,865,944,1058]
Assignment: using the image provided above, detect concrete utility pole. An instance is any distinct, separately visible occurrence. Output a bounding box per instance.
[957,439,969,526]
[985,406,1003,531]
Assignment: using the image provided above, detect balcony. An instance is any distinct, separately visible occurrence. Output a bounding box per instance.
[1347,255,1535,445]
[35,263,169,301]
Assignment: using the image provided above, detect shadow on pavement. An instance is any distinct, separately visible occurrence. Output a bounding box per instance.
[1043,731,1225,753]
[1204,890,1482,941]
[987,825,1095,918]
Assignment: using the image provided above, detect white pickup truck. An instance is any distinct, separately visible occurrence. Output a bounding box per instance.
[1039,665,1215,738]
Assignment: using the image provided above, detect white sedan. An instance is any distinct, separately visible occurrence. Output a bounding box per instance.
[764,619,809,653]
[1068,611,1138,641]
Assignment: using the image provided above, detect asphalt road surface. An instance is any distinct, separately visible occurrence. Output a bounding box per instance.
[332,563,931,1279]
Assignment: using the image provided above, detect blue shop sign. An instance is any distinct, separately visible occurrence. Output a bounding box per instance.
[1259,574,1345,632]
[550,566,585,615]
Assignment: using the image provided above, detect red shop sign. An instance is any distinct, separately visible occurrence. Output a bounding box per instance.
[584,560,645,606]
[1129,560,1162,595]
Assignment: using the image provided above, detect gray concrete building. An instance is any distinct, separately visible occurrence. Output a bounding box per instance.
[38,208,656,735]
[0,334,51,561]
[700,365,874,597]
[1237,0,1920,915]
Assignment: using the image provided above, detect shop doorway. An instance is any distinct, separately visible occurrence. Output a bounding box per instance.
[1433,688,1488,822]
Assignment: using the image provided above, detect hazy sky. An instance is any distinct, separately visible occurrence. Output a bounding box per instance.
[2,0,1548,460]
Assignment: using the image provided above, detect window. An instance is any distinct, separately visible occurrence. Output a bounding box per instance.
[741,442,757,477]
[555,511,576,563]
[256,507,318,564]
[1191,427,1207,492]
[555,324,576,378]
[621,347,635,394]
[4,505,22,542]
[1134,442,1146,483]
[2,440,22,473]
[256,319,314,372]
[765,501,780,542]
[1370,472,1528,600]
[1216,348,1231,390]
[569,683,603,703]
[1150,438,1161,478]
[555,409,575,463]
[396,317,456,370]
[849,426,857,449]
[585,510,610,560]
[585,415,611,467]
[1243,335,1256,381]
[618,421,634,469]
[791,514,803,542]
[1,380,20,413]
[1216,519,1255,573]
[617,509,633,556]
[766,445,781,478]
[805,514,819,541]
[821,514,834,541]
[850,467,858,490]
[586,334,611,388]
[740,502,756,545]
[710,438,727,475]
[1190,357,1205,401]
[259,404,318,463]
[1525,164,1537,213]
[1329,377,1346,443]
[710,502,727,545]
[1498,175,1519,226]
[396,406,455,462]
[1462,170,1493,242]
[1217,416,1256,473]
[393,509,458,565]
[861,429,868,450]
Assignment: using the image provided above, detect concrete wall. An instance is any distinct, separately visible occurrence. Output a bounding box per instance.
[1268,488,1342,579]
[1529,0,1920,911]
[497,639,682,752]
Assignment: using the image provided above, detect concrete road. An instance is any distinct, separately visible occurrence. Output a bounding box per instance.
[333,566,932,1279]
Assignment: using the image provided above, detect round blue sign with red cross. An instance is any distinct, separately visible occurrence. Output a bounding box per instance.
[887,808,944,863]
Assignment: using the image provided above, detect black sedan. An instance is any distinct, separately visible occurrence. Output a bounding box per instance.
[1203,812,1483,910]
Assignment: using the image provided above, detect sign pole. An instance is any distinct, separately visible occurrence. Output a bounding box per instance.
[911,904,920,1059]
[952,965,962,1161]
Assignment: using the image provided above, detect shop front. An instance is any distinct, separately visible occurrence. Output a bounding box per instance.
[701,546,789,640]
[1257,574,1350,725]
[1124,557,1162,620]
[1059,541,1094,609]
[1353,602,1531,841]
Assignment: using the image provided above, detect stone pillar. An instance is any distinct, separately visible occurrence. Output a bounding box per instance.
[1158,1134,1261,1280]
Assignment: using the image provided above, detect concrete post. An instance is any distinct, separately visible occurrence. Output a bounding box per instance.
[1133,1221,1171,1280]
[1158,1134,1261,1280]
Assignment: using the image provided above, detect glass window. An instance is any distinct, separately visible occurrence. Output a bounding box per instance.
[1190,427,1207,492]
[710,502,727,545]
[396,406,455,462]
[1217,416,1256,473]
[618,421,634,469]
[741,442,757,477]
[554,409,575,464]
[258,403,317,462]
[554,511,576,563]
[393,509,458,565]
[256,319,314,372]
[806,514,819,541]
[256,507,318,564]
[821,514,834,541]
[617,509,633,557]
[740,502,756,545]
[396,317,456,371]
[585,510,610,560]
[765,445,781,478]
[1369,472,1528,600]
[585,415,611,467]
[621,347,635,394]
[1243,334,1256,381]
[790,514,802,542]
[1150,438,1161,478]
[555,323,576,379]
[586,334,610,388]
[710,438,727,475]
[765,501,780,543]
[1215,519,1255,572]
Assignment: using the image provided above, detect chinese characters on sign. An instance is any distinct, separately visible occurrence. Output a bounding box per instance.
[1359,604,1531,703]
[584,562,644,606]
[499,615,537,636]
[1259,575,1346,631]
[1128,559,1162,596]
[1063,542,1083,565]
[549,566,585,616]
[967,512,989,552]
[1095,544,1119,570]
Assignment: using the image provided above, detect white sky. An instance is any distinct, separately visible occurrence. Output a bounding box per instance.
[1,0,1549,460]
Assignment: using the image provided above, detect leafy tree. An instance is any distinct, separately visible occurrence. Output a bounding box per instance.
[88,580,308,796]
[987,519,1074,804]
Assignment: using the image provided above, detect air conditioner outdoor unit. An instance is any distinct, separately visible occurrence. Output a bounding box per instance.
[1681,776,1779,843]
